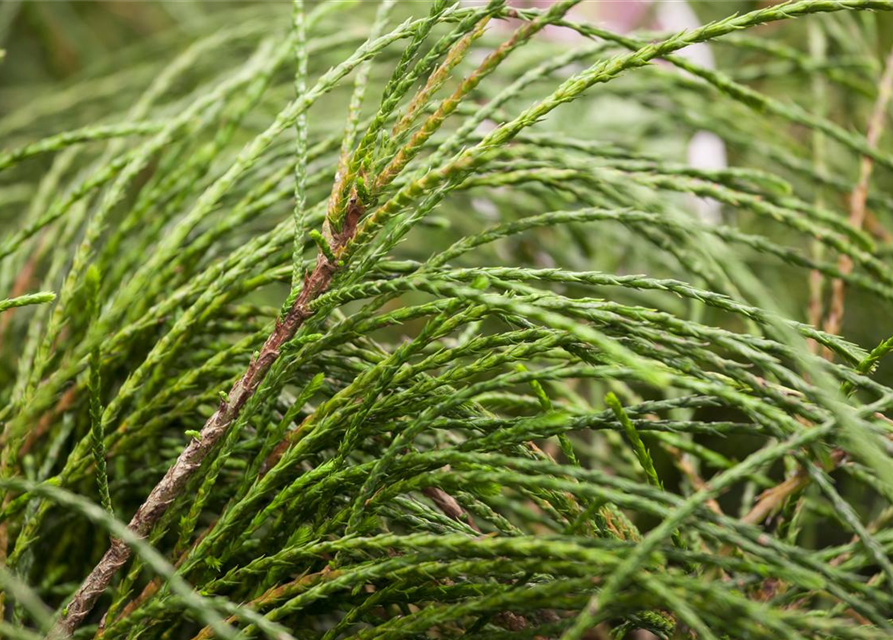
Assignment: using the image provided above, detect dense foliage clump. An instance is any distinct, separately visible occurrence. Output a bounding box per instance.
[5,0,893,638]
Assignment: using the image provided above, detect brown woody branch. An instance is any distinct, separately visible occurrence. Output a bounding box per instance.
[50,199,365,639]
[422,486,481,533]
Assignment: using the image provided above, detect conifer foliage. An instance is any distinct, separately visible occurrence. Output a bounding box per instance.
[4,1,893,638]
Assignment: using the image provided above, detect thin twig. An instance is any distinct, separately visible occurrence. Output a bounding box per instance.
[822,44,893,353]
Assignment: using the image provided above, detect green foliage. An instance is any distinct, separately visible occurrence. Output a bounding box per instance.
[2,1,893,638]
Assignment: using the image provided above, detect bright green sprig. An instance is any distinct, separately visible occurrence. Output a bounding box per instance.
[309,230,339,265]
[290,0,309,291]
[0,292,55,314]
[85,266,112,518]
[605,393,661,489]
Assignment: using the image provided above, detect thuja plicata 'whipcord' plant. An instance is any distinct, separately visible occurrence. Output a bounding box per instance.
[6,0,893,637]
